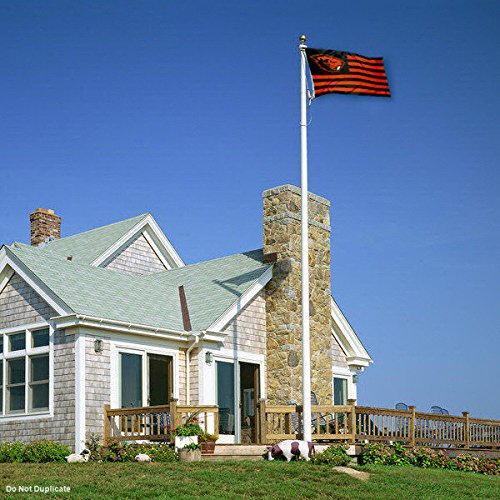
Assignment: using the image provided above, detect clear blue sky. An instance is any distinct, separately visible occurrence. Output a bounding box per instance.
[1,1,498,417]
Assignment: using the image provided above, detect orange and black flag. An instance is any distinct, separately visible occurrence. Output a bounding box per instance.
[305,48,390,98]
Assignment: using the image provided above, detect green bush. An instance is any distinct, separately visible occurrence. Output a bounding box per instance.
[0,440,70,463]
[359,443,499,476]
[311,445,351,466]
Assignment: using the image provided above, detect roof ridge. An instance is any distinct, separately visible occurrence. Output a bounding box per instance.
[145,248,265,277]
[50,212,150,243]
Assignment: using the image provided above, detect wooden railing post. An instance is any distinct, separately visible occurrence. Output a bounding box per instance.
[103,404,111,444]
[347,399,356,445]
[214,406,219,438]
[170,398,179,431]
[409,406,416,447]
[462,411,470,449]
[259,399,267,444]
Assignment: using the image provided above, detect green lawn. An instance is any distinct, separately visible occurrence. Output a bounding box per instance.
[1,462,499,499]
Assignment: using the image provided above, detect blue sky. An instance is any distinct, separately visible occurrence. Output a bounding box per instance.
[1,1,498,417]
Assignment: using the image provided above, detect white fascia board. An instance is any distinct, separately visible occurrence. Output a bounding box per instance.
[53,314,192,343]
[0,255,14,295]
[90,213,185,269]
[207,266,273,332]
[2,250,71,317]
[331,296,373,366]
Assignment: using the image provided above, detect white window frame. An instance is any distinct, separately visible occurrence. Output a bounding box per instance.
[0,322,54,421]
[332,366,356,403]
[110,337,179,409]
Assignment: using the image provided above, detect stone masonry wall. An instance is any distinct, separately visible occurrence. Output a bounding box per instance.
[263,185,333,405]
[0,273,75,448]
[105,233,167,276]
[85,335,111,438]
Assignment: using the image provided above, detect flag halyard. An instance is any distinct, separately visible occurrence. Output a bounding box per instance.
[305,48,391,97]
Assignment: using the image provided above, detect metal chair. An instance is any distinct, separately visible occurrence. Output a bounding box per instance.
[395,402,409,411]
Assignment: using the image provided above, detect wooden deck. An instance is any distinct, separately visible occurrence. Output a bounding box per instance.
[103,400,500,451]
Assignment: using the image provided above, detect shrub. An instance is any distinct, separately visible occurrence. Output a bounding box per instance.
[85,436,178,463]
[311,445,351,466]
[0,440,70,463]
[359,443,499,476]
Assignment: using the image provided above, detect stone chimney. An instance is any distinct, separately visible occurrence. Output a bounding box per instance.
[263,185,333,405]
[30,208,61,246]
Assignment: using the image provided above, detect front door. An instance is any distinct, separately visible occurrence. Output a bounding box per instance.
[148,354,172,406]
[239,362,260,444]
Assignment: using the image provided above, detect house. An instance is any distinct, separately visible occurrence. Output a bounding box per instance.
[0,184,372,450]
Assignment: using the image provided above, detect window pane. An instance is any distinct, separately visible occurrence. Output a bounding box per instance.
[8,385,25,412]
[0,360,2,412]
[334,377,347,405]
[31,355,49,382]
[216,361,235,435]
[8,358,25,384]
[120,353,142,408]
[9,333,25,352]
[0,334,3,354]
[32,328,49,348]
[31,383,49,410]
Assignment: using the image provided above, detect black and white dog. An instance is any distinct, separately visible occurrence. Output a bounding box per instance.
[66,448,90,463]
[268,440,314,461]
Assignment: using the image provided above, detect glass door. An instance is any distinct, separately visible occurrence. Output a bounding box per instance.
[148,354,172,406]
[239,363,260,444]
[120,352,142,408]
[216,361,235,441]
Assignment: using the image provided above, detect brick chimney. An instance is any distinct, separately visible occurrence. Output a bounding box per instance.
[30,208,61,246]
[263,185,333,405]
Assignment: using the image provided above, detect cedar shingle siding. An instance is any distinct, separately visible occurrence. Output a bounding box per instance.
[0,273,75,448]
[105,234,167,276]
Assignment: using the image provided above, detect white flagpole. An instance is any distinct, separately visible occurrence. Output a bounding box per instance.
[299,34,312,442]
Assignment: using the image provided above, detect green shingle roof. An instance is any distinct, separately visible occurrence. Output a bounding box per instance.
[35,213,149,265]
[7,241,270,332]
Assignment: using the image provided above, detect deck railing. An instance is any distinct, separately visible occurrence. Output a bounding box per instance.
[103,400,219,444]
[258,400,500,450]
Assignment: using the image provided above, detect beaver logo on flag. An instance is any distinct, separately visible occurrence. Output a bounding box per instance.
[310,53,346,73]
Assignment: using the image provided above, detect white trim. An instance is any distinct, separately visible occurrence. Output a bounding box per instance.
[0,322,54,420]
[0,264,14,296]
[1,251,70,317]
[208,266,273,331]
[90,214,184,270]
[74,333,86,452]
[109,336,181,409]
[331,296,372,368]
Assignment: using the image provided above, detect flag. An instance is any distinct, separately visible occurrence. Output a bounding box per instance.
[305,48,390,98]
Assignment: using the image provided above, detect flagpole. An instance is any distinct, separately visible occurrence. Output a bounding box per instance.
[299,34,312,442]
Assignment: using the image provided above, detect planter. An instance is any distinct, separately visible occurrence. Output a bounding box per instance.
[201,441,216,454]
[178,448,202,462]
[174,435,198,453]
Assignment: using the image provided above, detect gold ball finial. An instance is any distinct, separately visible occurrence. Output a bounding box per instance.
[299,34,306,43]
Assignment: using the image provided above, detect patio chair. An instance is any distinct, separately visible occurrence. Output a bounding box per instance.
[395,402,409,410]
[394,403,410,441]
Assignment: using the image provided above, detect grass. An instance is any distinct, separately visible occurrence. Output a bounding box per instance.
[1,461,499,499]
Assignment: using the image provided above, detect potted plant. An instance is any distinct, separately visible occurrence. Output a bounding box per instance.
[178,442,202,462]
[199,433,218,454]
[173,413,204,452]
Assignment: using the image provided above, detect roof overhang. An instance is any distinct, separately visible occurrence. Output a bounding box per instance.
[0,247,72,317]
[53,313,227,344]
[331,296,373,368]
[91,213,185,270]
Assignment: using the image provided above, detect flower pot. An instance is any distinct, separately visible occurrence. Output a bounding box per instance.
[174,435,198,453]
[179,448,202,462]
[201,441,216,454]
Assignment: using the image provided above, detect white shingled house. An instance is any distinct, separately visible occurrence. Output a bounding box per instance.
[0,185,372,451]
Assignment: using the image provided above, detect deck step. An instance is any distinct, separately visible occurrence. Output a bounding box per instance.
[202,444,267,461]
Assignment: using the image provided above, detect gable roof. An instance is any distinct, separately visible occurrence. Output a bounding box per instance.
[5,243,271,333]
[34,213,149,265]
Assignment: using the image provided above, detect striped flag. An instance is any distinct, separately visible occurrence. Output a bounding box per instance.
[305,48,390,98]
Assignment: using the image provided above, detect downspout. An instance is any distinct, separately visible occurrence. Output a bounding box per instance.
[186,334,199,406]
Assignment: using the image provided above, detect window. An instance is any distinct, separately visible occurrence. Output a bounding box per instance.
[333,377,347,405]
[0,326,51,416]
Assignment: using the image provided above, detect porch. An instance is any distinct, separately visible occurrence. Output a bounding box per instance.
[103,400,500,451]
